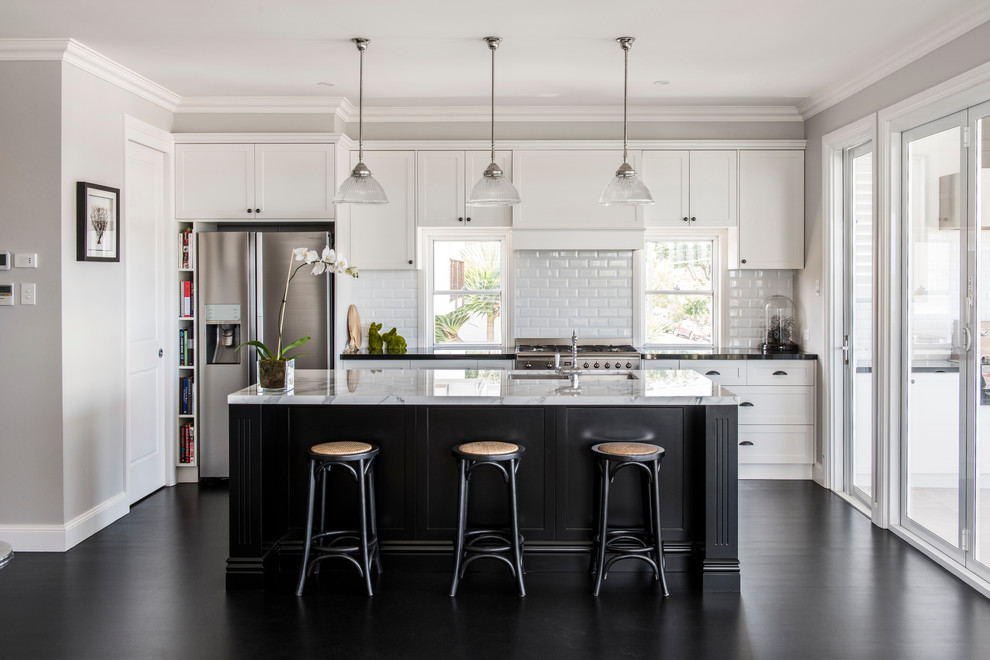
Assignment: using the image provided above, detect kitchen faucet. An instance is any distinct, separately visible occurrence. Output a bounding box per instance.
[571,330,578,364]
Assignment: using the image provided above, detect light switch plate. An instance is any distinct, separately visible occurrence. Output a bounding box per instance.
[0,283,13,305]
[0,252,9,270]
[14,253,38,268]
[21,282,35,305]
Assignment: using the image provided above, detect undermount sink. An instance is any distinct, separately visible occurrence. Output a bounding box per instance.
[508,372,638,380]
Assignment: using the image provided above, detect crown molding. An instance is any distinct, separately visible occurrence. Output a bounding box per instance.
[175,96,352,116]
[173,132,345,144]
[0,38,181,111]
[799,3,990,119]
[336,104,803,123]
[359,139,807,151]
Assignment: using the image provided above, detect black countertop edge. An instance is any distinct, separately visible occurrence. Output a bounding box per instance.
[340,348,818,361]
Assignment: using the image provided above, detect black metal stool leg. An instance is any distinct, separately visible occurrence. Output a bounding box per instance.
[449,458,469,597]
[593,459,611,597]
[367,459,383,574]
[590,459,605,576]
[357,457,374,597]
[508,458,526,597]
[296,458,318,596]
[652,458,669,597]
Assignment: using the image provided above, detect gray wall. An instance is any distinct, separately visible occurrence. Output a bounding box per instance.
[797,19,990,468]
[59,64,173,521]
[0,61,65,525]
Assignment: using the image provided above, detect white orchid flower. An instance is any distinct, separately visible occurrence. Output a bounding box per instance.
[293,247,309,261]
[311,261,327,275]
[303,250,320,264]
[321,247,336,264]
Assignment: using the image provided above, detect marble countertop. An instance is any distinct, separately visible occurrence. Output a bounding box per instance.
[228,368,740,406]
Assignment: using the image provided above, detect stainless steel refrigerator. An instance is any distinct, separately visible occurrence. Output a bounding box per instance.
[197,227,332,478]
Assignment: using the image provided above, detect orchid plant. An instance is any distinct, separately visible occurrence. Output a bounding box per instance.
[237,247,358,362]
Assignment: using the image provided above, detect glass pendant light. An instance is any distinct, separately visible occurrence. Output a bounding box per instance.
[467,36,521,207]
[334,38,388,205]
[600,37,654,206]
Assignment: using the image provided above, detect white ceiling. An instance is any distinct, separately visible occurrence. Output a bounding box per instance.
[3,0,990,114]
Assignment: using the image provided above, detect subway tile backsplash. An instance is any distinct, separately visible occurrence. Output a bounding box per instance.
[347,255,794,349]
[514,250,634,339]
[727,269,795,349]
[349,270,419,348]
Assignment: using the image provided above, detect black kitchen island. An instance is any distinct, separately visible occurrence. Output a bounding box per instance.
[226,368,740,592]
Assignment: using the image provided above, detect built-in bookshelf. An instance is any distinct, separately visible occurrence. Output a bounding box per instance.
[176,223,197,479]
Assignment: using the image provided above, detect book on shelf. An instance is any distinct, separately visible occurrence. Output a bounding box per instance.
[179,422,195,464]
[180,375,194,415]
[178,228,193,269]
[180,280,193,318]
[178,328,194,366]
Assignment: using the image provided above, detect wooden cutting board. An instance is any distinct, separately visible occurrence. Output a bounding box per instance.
[346,304,361,352]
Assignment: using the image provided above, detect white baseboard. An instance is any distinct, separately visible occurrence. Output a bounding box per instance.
[812,462,826,487]
[739,463,813,480]
[0,492,129,552]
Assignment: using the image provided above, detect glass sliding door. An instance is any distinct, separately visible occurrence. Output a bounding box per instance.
[902,113,967,557]
[844,143,874,508]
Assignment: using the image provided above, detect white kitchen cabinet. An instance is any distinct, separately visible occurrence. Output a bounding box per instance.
[417,151,512,227]
[733,385,815,425]
[732,150,804,269]
[641,151,737,227]
[738,425,814,465]
[175,143,335,220]
[348,151,417,270]
[512,150,641,229]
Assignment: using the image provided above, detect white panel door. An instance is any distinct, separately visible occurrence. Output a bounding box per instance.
[125,139,168,504]
[174,144,254,219]
[737,150,804,269]
[349,151,417,269]
[255,144,334,219]
[512,150,641,229]
[417,151,465,227]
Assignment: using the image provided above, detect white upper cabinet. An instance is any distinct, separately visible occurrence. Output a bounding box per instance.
[417,150,512,227]
[512,150,641,229]
[175,143,334,220]
[348,151,417,270]
[733,150,805,269]
[641,150,737,227]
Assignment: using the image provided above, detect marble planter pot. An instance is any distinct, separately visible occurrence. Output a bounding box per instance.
[258,358,294,394]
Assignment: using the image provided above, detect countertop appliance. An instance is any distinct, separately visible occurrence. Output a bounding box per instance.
[515,337,640,371]
[198,227,333,478]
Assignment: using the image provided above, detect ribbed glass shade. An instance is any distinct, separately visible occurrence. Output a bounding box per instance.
[334,171,389,204]
[467,173,521,207]
[599,172,655,206]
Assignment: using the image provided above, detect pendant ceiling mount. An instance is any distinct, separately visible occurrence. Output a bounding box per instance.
[600,36,654,206]
[467,36,521,207]
[334,37,388,205]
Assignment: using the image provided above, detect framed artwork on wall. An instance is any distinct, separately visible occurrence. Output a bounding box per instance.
[76,182,120,262]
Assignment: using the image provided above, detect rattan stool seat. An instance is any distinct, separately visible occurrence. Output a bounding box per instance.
[311,441,374,456]
[456,441,519,456]
[596,442,660,457]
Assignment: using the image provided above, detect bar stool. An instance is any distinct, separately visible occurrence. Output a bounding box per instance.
[296,441,381,597]
[0,540,12,571]
[449,441,526,597]
[591,441,669,597]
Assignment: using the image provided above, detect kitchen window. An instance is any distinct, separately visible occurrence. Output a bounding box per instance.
[643,237,719,347]
[424,233,508,347]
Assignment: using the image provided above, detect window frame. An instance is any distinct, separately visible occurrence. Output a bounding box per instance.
[420,228,512,349]
[637,230,726,349]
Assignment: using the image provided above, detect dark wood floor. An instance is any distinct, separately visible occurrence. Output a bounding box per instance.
[2,481,989,659]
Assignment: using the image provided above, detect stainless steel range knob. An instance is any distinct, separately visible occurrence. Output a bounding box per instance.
[545,361,552,369]
[604,362,610,369]
[525,362,532,369]
[625,362,632,369]
[593,362,600,369]
[583,362,590,369]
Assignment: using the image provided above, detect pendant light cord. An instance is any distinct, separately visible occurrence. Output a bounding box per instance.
[490,43,496,163]
[622,44,628,165]
[358,45,365,163]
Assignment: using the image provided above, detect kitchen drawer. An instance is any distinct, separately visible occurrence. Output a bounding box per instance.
[643,359,680,370]
[678,360,746,386]
[733,386,814,425]
[746,360,815,386]
[738,425,814,464]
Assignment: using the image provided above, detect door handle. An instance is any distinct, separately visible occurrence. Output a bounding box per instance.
[963,326,973,352]
[159,348,164,358]
[842,334,850,365]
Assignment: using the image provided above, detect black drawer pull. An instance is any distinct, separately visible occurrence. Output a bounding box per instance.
[772,370,788,376]
[704,370,720,376]
[739,440,754,446]
[740,402,754,407]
